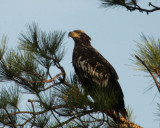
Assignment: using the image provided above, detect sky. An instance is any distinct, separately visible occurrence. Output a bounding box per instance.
[0,0,160,127]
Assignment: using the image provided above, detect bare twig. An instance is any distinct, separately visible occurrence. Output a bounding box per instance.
[62,81,74,88]
[59,112,92,127]
[8,104,66,116]
[30,101,36,128]
[40,82,60,91]
[51,110,63,128]
[3,108,16,128]
[28,99,40,103]
[17,72,63,83]
[21,116,34,126]
[0,118,22,127]
[149,2,159,9]
[54,62,66,82]
[106,116,112,127]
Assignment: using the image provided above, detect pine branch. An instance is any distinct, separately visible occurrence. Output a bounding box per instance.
[135,55,160,93]
[101,0,160,14]
[50,110,63,128]
[18,72,63,84]
[3,108,16,128]
[131,34,160,93]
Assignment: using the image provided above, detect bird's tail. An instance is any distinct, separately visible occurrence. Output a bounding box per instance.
[106,108,128,123]
[120,108,128,119]
[106,110,121,123]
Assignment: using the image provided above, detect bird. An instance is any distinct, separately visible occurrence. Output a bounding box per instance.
[68,30,128,123]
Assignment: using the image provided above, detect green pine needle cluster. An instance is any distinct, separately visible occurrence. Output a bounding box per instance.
[0,36,7,60]
[0,86,20,126]
[19,23,65,66]
[131,34,160,99]
[132,34,160,77]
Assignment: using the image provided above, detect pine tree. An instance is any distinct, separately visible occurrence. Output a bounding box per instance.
[0,23,143,128]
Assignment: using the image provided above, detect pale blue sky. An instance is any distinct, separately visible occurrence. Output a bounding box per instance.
[0,0,160,127]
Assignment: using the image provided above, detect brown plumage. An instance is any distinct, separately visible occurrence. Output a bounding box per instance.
[68,30,128,123]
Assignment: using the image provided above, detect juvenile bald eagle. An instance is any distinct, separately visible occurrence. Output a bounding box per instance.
[68,30,127,122]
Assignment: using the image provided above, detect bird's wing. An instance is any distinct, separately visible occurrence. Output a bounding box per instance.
[73,46,119,85]
[92,47,119,80]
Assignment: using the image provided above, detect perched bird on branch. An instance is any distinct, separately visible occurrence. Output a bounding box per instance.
[68,30,128,123]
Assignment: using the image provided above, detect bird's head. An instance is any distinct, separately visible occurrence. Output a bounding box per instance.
[68,30,91,46]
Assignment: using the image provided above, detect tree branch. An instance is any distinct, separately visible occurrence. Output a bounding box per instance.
[135,55,160,93]
[101,0,160,14]
[124,2,160,14]
[3,108,16,128]
[119,117,143,128]
[20,72,63,83]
